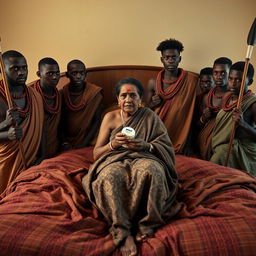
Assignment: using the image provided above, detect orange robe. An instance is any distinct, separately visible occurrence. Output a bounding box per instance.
[31,80,62,158]
[0,85,44,193]
[155,68,199,154]
[61,82,103,148]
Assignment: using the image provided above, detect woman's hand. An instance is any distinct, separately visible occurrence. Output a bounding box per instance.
[111,132,129,149]
[125,138,150,151]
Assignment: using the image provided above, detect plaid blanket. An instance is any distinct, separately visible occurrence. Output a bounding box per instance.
[0,147,255,256]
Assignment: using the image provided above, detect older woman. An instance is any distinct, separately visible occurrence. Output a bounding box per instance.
[82,78,178,256]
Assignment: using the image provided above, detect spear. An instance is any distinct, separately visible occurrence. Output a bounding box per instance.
[0,39,27,170]
[224,18,256,166]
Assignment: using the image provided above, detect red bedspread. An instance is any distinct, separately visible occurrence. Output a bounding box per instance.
[0,147,255,256]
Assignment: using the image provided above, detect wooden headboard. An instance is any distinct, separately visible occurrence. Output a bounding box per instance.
[57,65,162,108]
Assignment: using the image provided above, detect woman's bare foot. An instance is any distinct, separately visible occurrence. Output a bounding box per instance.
[135,232,154,243]
[120,235,137,256]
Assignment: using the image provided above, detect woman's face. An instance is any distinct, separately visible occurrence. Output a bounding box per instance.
[117,84,141,115]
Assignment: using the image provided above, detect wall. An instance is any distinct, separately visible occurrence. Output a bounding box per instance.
[0,0,255,90]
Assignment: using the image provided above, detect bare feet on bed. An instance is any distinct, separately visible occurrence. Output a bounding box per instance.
[120,235,137,256]
[135,232,154,243]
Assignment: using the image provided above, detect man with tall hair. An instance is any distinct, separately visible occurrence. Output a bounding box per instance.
[210,61,256,175]
[60,59,103,149]
[0,50,44,193]
[31,57,62,160]
[197,57,232,160]
[147,38,199,155]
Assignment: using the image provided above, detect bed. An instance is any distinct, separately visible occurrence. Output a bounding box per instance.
[0,65,256,256]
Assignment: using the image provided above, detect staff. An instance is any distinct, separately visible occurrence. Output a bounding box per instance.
[0,39,27,170]
[225,18,256,166]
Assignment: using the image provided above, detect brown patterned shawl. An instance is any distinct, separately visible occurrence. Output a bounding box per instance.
[83,107,177,204]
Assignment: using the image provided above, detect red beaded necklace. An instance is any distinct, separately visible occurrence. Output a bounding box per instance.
[206,86,225,113]
[35,80,60,114]
[14,86,32,118]
[69,90,84,96]
[11,91,26,99]
[162,78,178,85]
[0,81,31,118]
[222,90,253,111]
[44,92,56,100]
[63,84,86,111]
[156,69,186,100]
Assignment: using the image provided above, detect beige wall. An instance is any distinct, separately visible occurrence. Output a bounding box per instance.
[0,0,256,90]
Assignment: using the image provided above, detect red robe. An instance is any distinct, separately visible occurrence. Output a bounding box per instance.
[155,68,199,154]
[61,82,103,148]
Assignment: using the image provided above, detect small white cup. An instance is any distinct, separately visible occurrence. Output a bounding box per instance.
[121,127,135,147]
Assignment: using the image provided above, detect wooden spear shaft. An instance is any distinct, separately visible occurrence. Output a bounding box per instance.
[224,17,255,167]
[0,40,27,170]
[224,58,250,166]
[0,45,13,109]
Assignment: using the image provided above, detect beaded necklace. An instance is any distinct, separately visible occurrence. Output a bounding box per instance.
[0,82,31,118]
[63,84,86,111]
[162,78,178,85]
[222,90,253,111]
[12,86,32,118]
[69,90,84,96]
[35,80,60,114]
[12,91,26,99]
[120,109,126,127]
[206,86,225,112]
[156,68,186,100]
[44,93,56,100]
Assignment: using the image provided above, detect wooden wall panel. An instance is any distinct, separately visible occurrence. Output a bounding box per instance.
[57,65,161,108]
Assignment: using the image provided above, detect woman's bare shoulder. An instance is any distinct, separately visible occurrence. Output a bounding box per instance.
[99,109,120,133]
[104,109,120,121]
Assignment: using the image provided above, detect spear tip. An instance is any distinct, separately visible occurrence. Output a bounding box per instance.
[247,17,256,46]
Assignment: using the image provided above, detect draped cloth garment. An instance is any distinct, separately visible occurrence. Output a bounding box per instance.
[61,82,102,148]
[0,85,44,193]
[211,94,256,175]
[31,80,62,158]
[82,107,179,245]
[154,69,199,154]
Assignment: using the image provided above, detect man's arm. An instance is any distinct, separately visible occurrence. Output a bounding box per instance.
[0,127,22,141]
[0,109,22,142]
[233,103,256,142]
[145,78,162,109]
